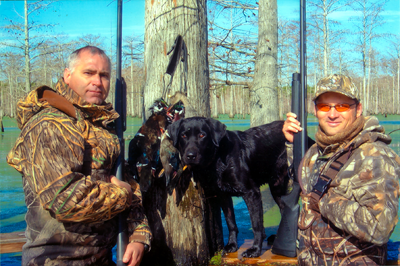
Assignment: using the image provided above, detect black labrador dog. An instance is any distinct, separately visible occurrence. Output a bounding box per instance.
[167,117,290,257]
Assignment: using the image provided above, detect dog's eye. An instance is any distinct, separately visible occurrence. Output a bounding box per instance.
[199,133,206,138]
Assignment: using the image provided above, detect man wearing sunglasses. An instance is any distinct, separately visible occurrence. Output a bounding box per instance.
[283,74,400,265]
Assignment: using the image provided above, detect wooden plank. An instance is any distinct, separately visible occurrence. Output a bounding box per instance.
[221,239,297,265]
[1,232,399,266]
[221,239,400,265]
[0,232,26,254]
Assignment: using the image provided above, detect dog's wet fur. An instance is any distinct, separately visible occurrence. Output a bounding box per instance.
[167,117,290,257]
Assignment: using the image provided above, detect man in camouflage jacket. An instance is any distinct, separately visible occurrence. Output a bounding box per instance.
[7,46,152,266]
[283,74,400,265]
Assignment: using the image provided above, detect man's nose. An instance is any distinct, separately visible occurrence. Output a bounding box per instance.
[91,74,102,87]
[327,106,339,118]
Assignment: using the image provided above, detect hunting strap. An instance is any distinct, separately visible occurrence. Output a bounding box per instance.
[310,145,354,201]
[38,86,77,119]
[163,35,188,99]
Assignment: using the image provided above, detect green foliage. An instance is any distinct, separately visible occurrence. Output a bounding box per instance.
[209,250,223,265]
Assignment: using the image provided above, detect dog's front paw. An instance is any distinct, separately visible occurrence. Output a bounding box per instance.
[222,242,238,255]
[241,246,261,258]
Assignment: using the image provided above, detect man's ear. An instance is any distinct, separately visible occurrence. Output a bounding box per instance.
[63,68,71,85]
[166,119,183,148]
[356,102,363,117]
[207,118,226,147]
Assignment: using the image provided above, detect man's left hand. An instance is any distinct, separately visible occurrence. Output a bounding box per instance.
[123,242,145,266]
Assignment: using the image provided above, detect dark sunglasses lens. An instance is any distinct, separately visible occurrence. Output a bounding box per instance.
[335,104,350,112]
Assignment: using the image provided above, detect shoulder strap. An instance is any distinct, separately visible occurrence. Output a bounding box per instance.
[311,145,354,199]
[38,86,77,119]
[163,35,188,99]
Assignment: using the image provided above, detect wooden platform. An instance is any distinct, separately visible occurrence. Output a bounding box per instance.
[221,239,400,265]
[221,239,297,265]
[0,231,26,254]
[1,233,400,266]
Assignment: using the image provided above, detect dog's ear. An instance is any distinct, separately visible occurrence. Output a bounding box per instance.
[207,118,227,147]
[166,119,183,147]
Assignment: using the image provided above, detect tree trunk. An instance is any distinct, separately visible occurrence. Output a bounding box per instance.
[144,0,209,119]
[242,87,245,118]
[229,86,234,118]
[130,61,135,117]
[143,1,220,265]
[397,54,400,114]
[24,0,31,92]
[8,73,15,118]
[251,0,279,127]
[221,89,225,115]
[212,87,218,118]
[375,81,378,114]
[323,8,328,76]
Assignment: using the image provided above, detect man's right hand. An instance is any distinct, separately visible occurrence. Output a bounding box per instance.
[283,112,303,143]
[110,176,132,205]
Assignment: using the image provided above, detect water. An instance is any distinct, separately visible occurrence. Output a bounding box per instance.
[1,114,400,265]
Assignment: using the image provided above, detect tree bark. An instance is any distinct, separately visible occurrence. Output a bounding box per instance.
[143,1,220,265]
[144,0,209,119]
[24,0,31,92]
[251,0,279,127]
[212,88,218,118]
[229,86,234,118]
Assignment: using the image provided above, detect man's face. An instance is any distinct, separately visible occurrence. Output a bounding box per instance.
[314,92,363,136]
[64,50,111,105]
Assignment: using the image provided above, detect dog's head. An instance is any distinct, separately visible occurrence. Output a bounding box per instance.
[166,117,227,167]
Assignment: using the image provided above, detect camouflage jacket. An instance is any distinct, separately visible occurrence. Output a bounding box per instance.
[7,79,151,266]
[294,116,400,265]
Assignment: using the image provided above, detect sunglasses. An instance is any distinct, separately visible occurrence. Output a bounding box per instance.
[315,103,357,112]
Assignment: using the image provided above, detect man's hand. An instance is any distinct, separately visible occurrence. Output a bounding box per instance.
[123,242,146,266]
[110,176,132,205]
[283,112,303,143]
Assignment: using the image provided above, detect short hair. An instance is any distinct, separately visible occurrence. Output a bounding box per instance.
[67,46,111,73]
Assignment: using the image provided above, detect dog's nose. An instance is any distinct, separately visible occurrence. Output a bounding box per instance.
[186,152,197,161]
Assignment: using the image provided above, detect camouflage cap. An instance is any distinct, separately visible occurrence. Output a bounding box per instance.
[313,74,360,102]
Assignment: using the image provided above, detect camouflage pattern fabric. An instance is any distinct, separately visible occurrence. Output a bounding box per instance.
[7,79,152,266]
[313,74,360,102]
[291,116,400,266]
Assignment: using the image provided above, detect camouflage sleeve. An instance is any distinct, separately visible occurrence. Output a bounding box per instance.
[7,112,130,223]
[125,175,152,249]
[319,144,400,245]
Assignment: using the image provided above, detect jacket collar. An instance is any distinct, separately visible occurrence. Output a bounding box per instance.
[54,78,119,128]
[16,78,119,129]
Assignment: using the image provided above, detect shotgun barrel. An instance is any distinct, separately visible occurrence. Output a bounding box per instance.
[115,0,128,265]
[271,74,302,257]
[271,0,307,257]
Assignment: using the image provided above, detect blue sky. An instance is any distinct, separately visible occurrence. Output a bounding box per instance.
[0,0,145,43]
[0,0,399,48]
